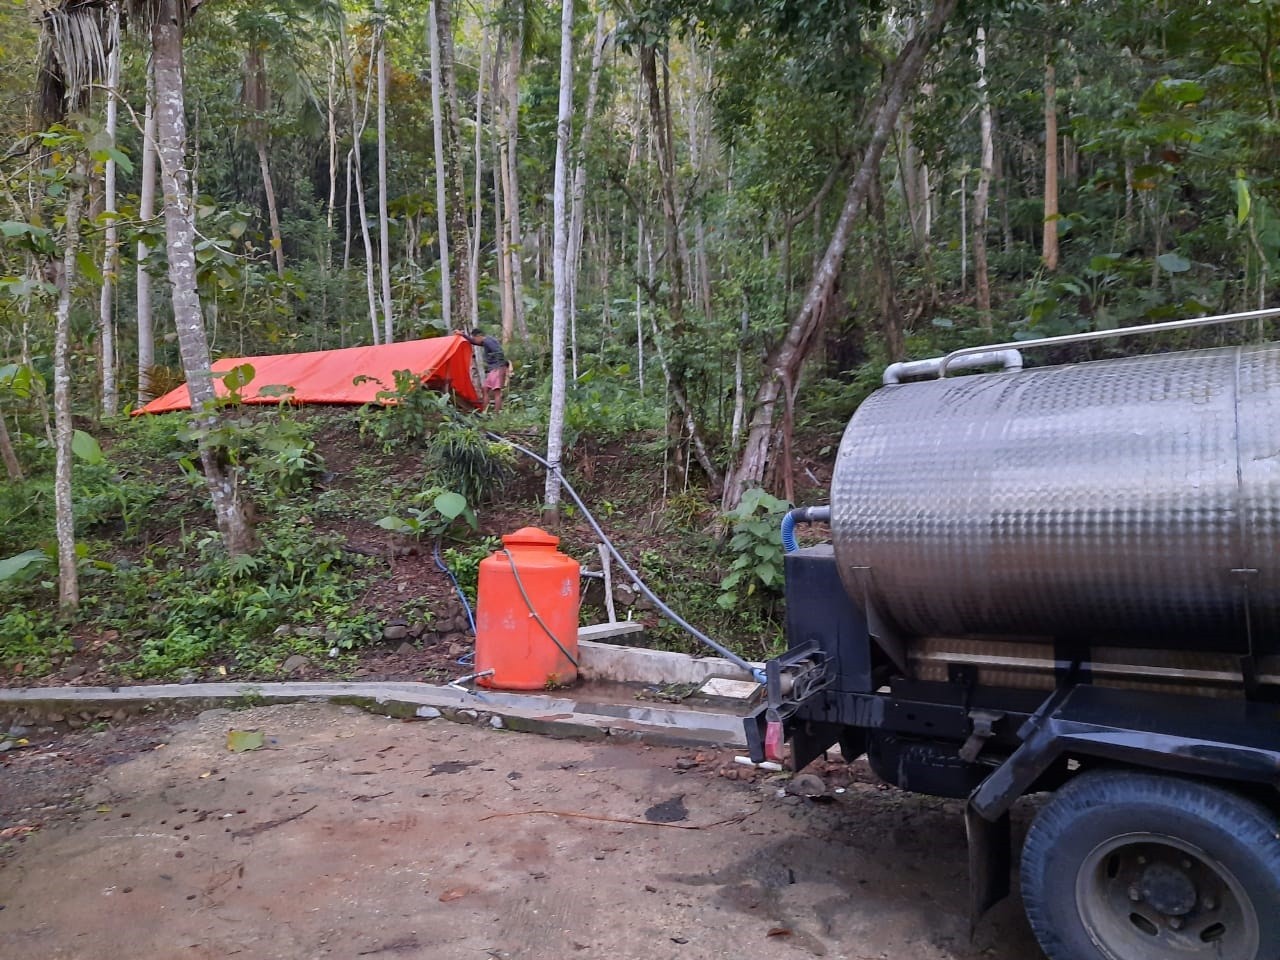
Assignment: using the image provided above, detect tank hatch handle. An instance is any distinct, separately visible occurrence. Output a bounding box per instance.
[959,710,1005,763]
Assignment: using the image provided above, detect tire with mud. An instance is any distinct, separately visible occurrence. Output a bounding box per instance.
[1020,770,1280,960]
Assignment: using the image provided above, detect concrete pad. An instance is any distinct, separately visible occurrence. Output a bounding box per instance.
[697,677,763,704]
[577,640,761,686]
[577,621,646,643]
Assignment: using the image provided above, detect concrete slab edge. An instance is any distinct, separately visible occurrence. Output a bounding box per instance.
[577,639,762,686]
[0,680,747,749]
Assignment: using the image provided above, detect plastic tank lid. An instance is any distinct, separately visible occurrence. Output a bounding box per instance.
[501,526,560,549]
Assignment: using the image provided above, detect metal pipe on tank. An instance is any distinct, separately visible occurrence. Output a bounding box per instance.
[937,306,1280,377]
[883,349,1023,385]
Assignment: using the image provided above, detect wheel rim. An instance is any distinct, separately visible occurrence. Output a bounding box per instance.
[1074,832,1260,960]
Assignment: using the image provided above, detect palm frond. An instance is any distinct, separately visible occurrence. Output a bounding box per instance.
[35,0,117,123]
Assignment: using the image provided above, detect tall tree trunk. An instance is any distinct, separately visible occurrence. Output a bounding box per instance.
[53,164,87,611]
[544,0,575,522]
[973,25,994,328]
[639,42,716,483]
[136,62,157,403]
[427,1,452,327]
[324,41,339,334]
[152,0,257,556]
[869,175,904,361]
[98,11,121,416]
[470,18,489,333]
[342,16,382,343]
[0,407,21,482]
[504,7,528,341]
[435,0,472,326]
[724,0,959,509]
[246,45,285,278]
[1042,56,1059,271]
[567,10,610,379]
[730,294,747,450]
[376,0,393,342]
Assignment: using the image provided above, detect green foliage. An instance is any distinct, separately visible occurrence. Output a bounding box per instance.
[88,510,378,680]
[717,487,789,611]
[426,418,516,506]
[0,607,68,676]
[442,537,500,605]
[181,404,326,500]
[0,549,49,584]
[377,488,477,539]
[358,370,452,450]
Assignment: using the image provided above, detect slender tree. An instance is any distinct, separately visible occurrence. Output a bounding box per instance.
[724,0,960,509]
[375,0,393,341]
[148,0,258,553]
[53,159,88,609]
[1042,54,1059,271]
[973,24,994,328]
[544,0,574,522]
[97,6,121,416]
[135,61,157,403]
[428,0,452,327]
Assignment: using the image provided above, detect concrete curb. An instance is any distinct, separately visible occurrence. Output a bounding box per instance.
[0,679,748,749]
[577,640,760,686]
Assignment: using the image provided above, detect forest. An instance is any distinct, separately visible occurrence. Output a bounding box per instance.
[1,0,1278,681]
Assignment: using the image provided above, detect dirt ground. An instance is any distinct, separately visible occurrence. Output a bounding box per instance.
[0,702,1041,960]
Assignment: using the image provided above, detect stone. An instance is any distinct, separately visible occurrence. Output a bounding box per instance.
[407,624,424,639]
[7,725,29,737]
[61,664,87,681]
[396,642,416,657]
[446,643,467,659]
[323,629,341,645]
[415,707,441,720]
[281,654,310,675]
[785,773,827,799]
[614,584,637,606]
[455,709,479,723]
[273,625,294,638]
[382,624,409,641]
[489,716,504,729]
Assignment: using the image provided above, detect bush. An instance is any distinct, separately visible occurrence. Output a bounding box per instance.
[427,418,515,505]
[87,510,379,679]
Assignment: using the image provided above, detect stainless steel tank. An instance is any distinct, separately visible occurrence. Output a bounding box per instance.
[831,343,1280,654]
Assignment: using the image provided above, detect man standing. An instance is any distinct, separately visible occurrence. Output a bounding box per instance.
[465,327,511,413]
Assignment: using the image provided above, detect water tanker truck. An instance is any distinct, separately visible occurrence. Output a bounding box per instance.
[745,310,1280,960]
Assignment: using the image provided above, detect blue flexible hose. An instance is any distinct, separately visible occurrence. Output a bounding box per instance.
[780,512,799,553]
[433,537,477,665]
[780,506,832,553]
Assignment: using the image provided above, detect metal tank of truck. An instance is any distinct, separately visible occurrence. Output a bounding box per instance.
[747,310,1280,960]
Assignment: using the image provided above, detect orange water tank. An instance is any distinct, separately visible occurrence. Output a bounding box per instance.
[475,527,580,690]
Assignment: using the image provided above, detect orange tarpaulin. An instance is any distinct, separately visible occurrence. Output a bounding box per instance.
[135,334,480,414]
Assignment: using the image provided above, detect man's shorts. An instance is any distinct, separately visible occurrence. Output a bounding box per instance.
[484,365,509,390]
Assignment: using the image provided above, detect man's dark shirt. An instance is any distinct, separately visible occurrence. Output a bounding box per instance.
[479,336,506,371]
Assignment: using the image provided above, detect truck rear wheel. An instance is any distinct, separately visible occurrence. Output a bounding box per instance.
[1020,771,1280,960]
